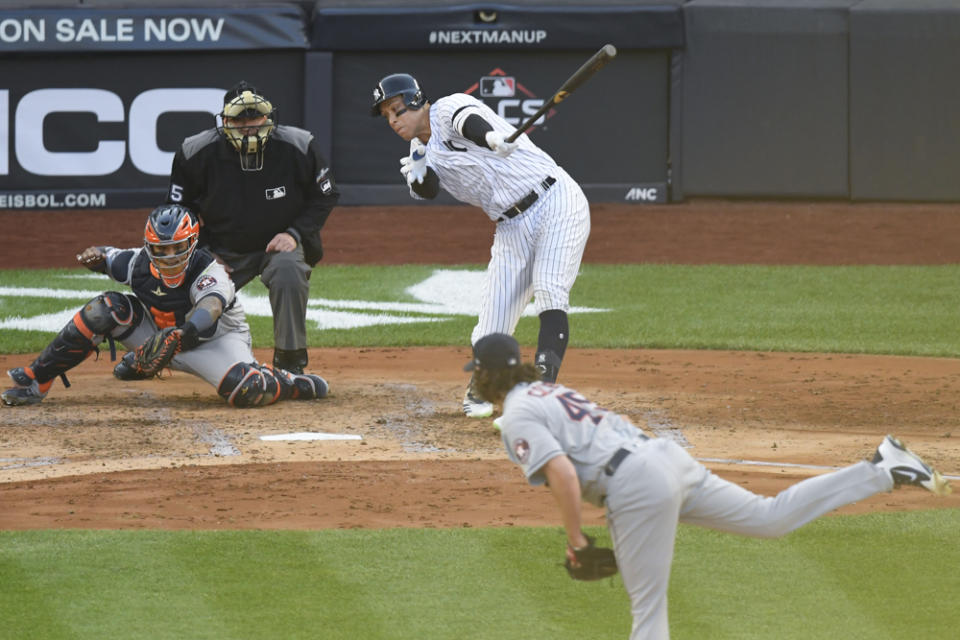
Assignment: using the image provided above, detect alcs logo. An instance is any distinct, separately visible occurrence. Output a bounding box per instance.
[465,68,555,132]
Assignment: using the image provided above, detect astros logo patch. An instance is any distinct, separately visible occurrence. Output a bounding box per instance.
[513,438,530,464]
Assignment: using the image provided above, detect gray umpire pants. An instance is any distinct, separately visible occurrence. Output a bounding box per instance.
[604,438,893,640]
[215,246,312,351]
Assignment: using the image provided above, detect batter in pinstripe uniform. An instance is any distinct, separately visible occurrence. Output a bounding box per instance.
[371,73,591,418]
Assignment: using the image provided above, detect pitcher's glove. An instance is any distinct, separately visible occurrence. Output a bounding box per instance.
[130,327,182,377]
[565,534,618,581]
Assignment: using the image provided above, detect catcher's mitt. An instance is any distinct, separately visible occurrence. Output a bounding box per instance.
[565,534,618,581]
[129,327,182,377]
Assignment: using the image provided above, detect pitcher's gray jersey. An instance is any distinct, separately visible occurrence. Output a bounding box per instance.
[500,381,647,506]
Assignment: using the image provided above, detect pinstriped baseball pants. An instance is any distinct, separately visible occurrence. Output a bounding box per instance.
[470,167,590,345]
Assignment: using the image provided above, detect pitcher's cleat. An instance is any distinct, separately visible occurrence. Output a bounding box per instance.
[872,435,951,496]
[493,417,504,432]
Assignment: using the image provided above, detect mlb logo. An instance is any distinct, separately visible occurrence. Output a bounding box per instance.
[265,186,286,200]
[480,76,516,98]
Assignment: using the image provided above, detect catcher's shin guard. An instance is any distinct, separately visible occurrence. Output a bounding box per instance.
[260,365,329,402]
[25,291,133,386]
[217,362,270,408]
[255,365,285,405]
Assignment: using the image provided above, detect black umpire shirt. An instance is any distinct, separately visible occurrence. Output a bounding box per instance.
[166,125,339,265]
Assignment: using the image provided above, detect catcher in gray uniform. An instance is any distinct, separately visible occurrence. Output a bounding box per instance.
[467,333,951,640]
[2,204,329,408]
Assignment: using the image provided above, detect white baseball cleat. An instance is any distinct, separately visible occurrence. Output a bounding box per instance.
[492,417,504,432]
[872,435,951,496]
[462,386,493,419]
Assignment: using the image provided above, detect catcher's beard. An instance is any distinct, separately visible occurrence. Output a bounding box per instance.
[473,363,541,405]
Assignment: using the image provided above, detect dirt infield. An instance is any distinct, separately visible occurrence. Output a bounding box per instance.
[1,199,959,530]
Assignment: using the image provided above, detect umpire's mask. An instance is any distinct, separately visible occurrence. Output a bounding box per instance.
[218,81,276,171]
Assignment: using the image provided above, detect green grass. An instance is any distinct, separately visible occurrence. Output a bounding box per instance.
[2,264,960,356]
[2,263,958,638]
[1,511,957,639]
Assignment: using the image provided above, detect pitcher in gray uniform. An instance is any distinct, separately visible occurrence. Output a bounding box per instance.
[371,73,591,419]
[466,333,951,640]
[2,204,329,408]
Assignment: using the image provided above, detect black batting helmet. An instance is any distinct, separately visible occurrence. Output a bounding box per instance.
[370,73,427,117]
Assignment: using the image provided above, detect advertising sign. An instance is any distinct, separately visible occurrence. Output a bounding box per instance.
[334,50,669,202]
[0,51,305,209]
[0,6,307,53]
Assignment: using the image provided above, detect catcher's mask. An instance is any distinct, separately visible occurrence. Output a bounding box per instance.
[464,333,521,372]
[219,81,276,171]
[370,73,427,117]
[144,204,200,288]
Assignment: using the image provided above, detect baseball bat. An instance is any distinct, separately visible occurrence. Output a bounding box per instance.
[505,43,617,143]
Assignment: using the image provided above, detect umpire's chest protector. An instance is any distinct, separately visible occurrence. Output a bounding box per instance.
[186,132,313,254]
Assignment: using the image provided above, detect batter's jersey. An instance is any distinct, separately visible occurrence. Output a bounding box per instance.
[500,381,648,506]
[419,93,560,220]
[100,246,249,341]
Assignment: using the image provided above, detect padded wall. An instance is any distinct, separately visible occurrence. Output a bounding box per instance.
[678,0,855,198]
[849,0,960,201]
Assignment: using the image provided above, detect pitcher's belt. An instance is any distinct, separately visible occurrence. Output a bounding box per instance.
[604,435,650,477]
[604,447,632,476]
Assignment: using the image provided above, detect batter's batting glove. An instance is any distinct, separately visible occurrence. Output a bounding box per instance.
[485,131,519,158]
[400,138,427,185]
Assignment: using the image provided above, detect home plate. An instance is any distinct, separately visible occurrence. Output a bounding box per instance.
[259,432,363,441]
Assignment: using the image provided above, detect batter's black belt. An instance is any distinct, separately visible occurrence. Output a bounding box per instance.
[498,176,556,222]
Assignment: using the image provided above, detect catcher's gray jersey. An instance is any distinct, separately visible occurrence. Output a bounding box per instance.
[101,246,254,386]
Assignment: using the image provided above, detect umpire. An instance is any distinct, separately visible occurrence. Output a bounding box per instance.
[166,81,339,373]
